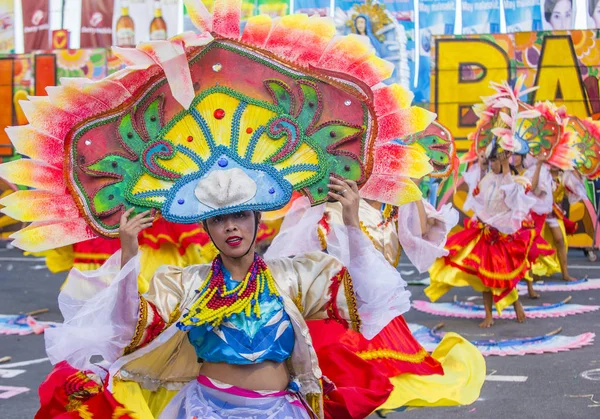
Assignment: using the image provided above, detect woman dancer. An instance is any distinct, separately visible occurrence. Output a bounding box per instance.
[532,166,587,282]
[427,146,537,327]
[0,1,459,417]
[42,174,412,419]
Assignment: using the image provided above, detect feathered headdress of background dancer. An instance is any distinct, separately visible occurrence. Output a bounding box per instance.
[0,0,437,252]
[464,75,538,161]
[463,75,592,170]
[564,116,600,179]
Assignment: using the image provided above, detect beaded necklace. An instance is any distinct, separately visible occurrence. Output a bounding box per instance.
[177,254,279,331]
[378,204,398,228]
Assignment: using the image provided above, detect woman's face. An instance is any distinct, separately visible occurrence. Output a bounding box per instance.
[549,0,572,30]
[205,211,258,258]
[593,2,600,28]
[355,17,367,34]
[513,154,523,167]
[489,157,502,174]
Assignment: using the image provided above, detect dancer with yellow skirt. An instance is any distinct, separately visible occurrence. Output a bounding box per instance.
[427,145,538,327]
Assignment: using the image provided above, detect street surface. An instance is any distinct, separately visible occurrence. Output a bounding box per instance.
[0,246,599,418]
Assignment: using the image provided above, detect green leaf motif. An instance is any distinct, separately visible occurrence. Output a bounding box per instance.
[87,155,137,176]
[265,80,294,115]
[310,124,363,148]
[142,98,163,140]
[92,182,130,215]
[119,113,146,154]
[296,82,320,130]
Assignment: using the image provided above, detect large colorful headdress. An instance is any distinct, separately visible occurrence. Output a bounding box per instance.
[463,76,584,170]
[0,0,434,251]
[471,76,538,157]
[397,121,458,179]
[564,117,600,179]
[525,101,579,171]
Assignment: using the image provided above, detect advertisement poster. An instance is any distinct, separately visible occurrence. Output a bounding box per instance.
[22,0,50,52]
[504,0,542,32]
[417,0,456,104]
[462,0,501,34]
[114,0,180,47]
[541,0,576,30]
[80,0,114,48]
[381,0,415,90]
[334,0,410,88]
[588,0,600,28]
[294,0,330,16]
[0,0,14,53]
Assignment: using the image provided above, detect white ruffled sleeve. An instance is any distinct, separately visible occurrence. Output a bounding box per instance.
[563,171,588,204]
[462,167,483,215]
[264,197,324,258]
[496,176,536,234]
[44,251,141,376]
[267,199,411,340]
[338,226,411,339]
[397,200,458,273]
[524,164,553,215]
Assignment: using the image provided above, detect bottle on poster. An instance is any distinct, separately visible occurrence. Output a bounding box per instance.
[116,1,135,47]
[150,1,167,41]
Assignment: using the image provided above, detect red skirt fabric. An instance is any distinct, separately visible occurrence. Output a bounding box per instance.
[72,237,121,265]
[139,216,210,255]
[528,212,556,262]
[36,361,132,419]
[445,218,537,292]
[552,203,577,235]
[309,316,443,419]
[319,344,394,419]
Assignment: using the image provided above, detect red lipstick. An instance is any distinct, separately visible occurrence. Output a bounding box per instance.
[225,235,242,247]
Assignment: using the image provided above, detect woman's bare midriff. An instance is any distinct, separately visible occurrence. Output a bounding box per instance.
[199,360,290,391]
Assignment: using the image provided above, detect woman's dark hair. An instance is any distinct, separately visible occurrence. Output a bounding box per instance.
[590,0,600,16]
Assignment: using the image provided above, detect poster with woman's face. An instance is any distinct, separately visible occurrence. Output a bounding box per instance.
[588,0,600,28]
[541,0,575,30]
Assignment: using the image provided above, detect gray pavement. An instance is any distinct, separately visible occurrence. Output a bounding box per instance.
[1,246,599,418]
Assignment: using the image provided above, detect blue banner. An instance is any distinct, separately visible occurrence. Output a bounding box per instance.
[504,0,542,32]
[293,0,330,16]
[462,0,501,34]
[381,0,415,93]
[416,0,456,104]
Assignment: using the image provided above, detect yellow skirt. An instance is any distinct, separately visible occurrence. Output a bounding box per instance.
[112,379,177,418]
[531,219,565,278]
[378,332,486,412]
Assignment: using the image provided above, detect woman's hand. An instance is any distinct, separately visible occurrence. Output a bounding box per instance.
[477,151,488,168]
[328,176,360,229]
[120,208,154,268]
[536,152,548,165]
